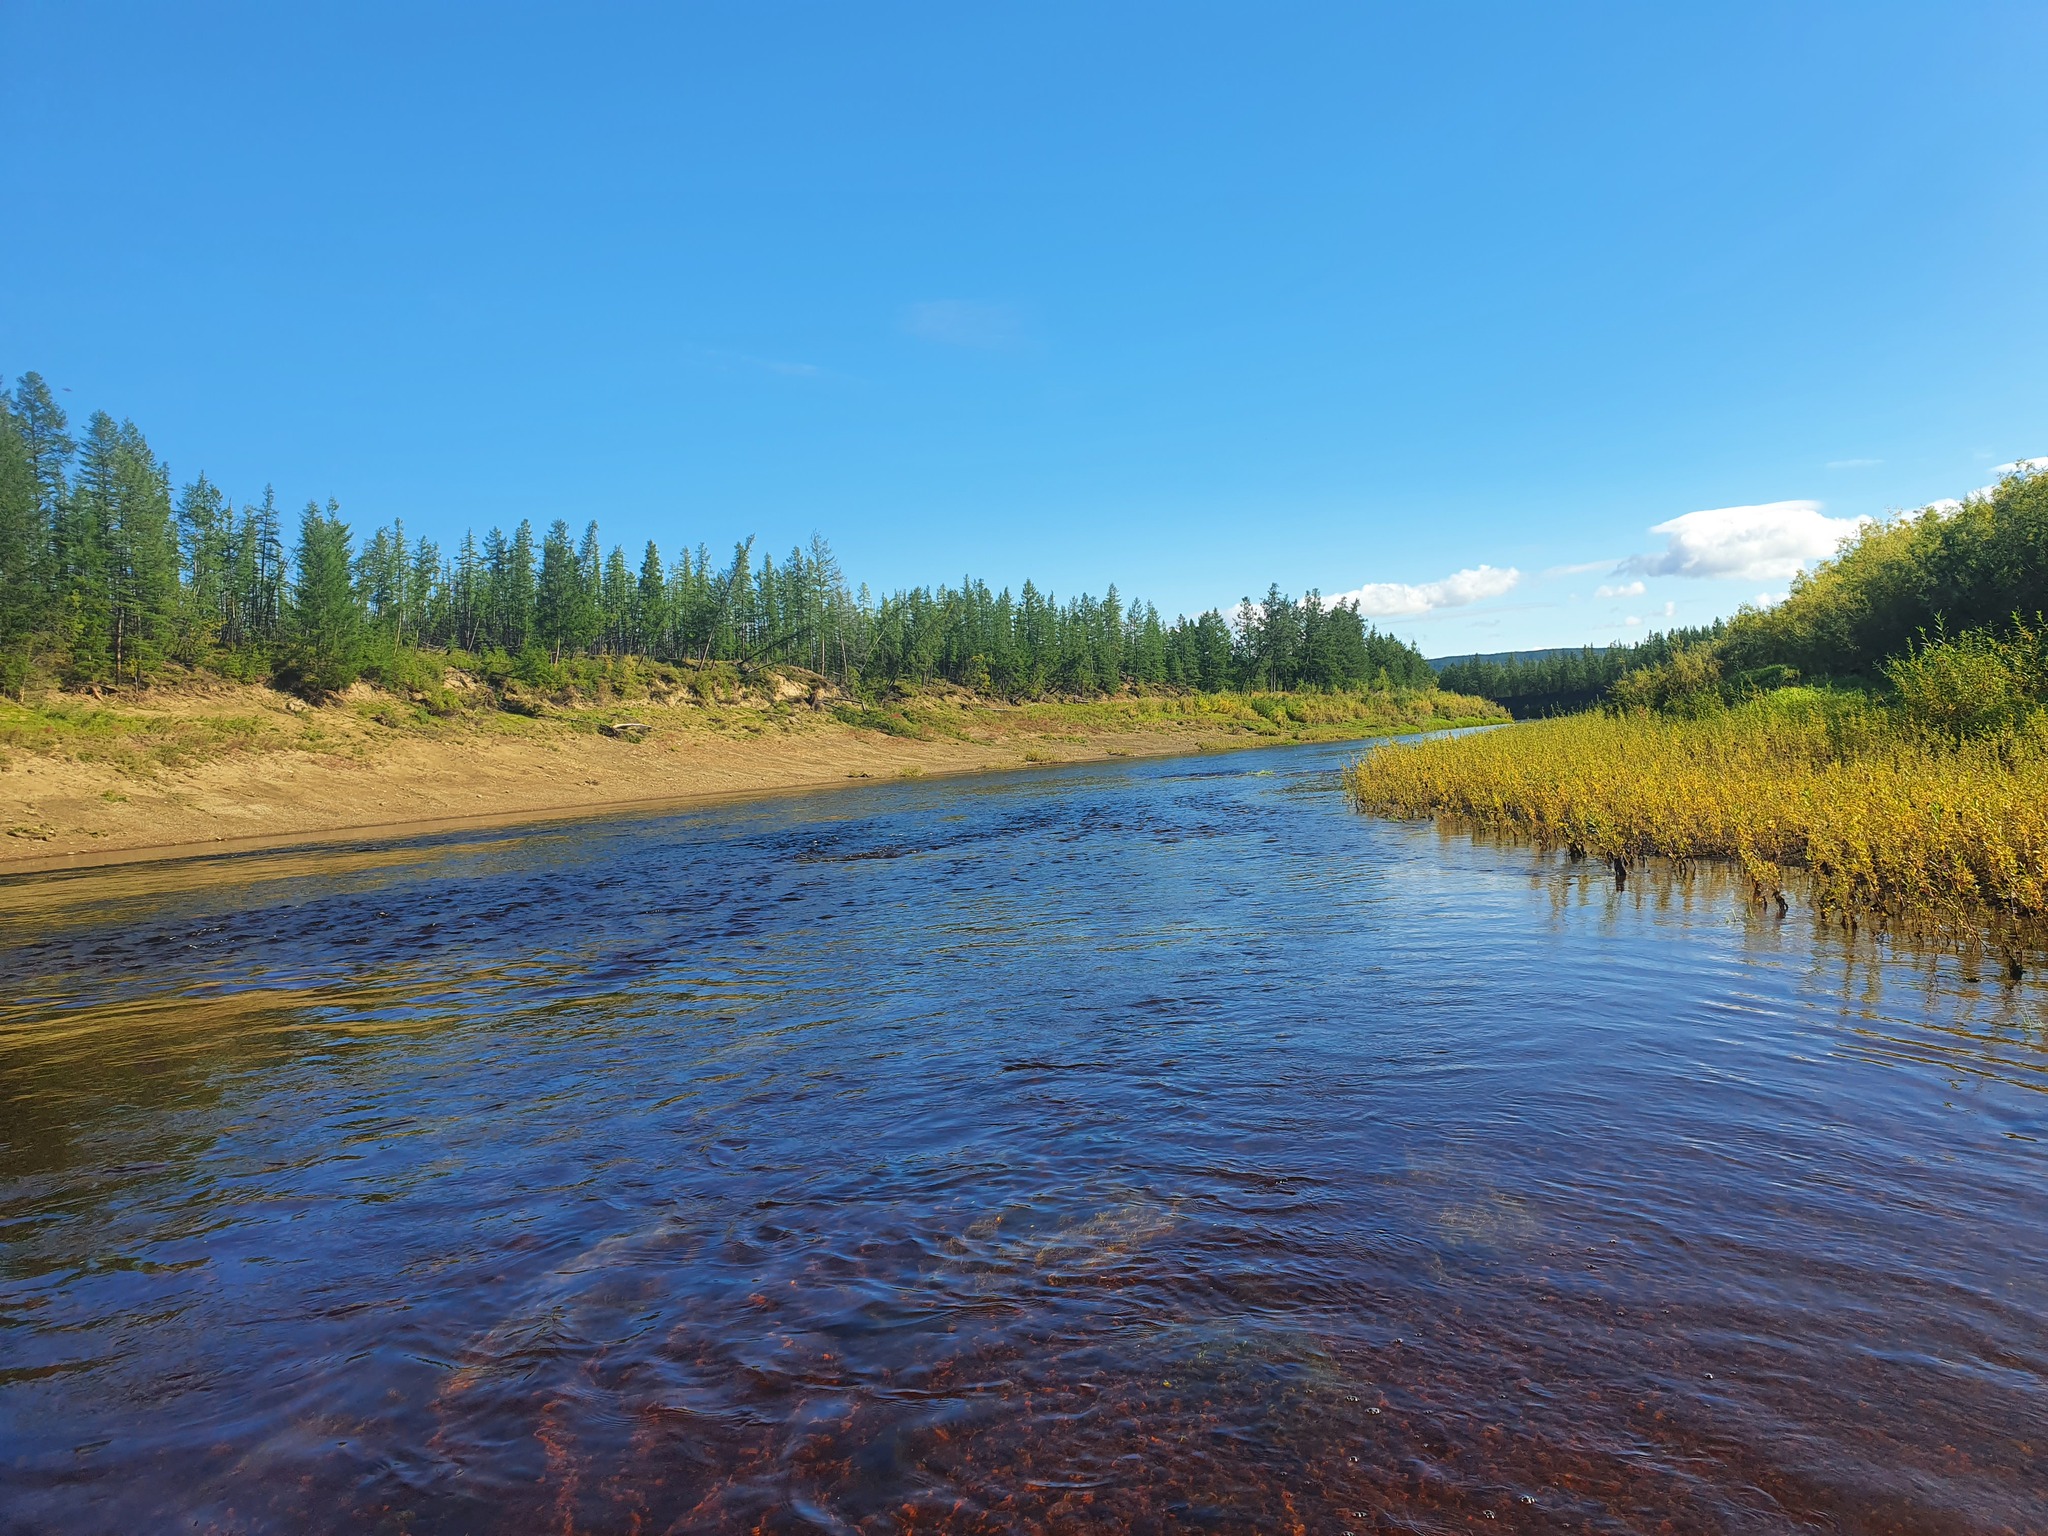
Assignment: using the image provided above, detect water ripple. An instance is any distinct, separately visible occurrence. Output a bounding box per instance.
[2,739,2044,1533]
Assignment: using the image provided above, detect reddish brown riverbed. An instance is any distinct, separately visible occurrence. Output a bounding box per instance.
[3,741,2043,1533]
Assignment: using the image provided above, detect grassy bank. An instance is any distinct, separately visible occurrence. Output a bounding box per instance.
[853,684,1507,746]
[1347,687,2048,936]
[1361,474,2048,946]
[1,673,1504,866]
[0,673,1506,776]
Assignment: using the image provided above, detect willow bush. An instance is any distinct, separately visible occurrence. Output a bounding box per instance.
[1346,683,2048,930]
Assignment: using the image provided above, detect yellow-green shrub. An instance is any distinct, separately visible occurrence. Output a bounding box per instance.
[1346,691,2048,928]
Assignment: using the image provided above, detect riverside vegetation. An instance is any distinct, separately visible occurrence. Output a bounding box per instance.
[1,675,1503,783]
[0,370,1501,853]
[0,370,1443,704]
[1352,467,2048,945]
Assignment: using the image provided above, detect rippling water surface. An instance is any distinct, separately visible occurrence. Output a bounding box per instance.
[3,740,2046,1534]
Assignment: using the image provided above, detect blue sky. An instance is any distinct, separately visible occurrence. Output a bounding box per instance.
[4,2,2044,654]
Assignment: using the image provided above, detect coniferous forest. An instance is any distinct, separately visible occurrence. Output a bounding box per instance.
[1433,625,1727,716]
[0,372,1435,701]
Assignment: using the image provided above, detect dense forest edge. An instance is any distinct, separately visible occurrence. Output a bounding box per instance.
[1433,627,1727,718]
[0,368,1503,864]
[1352,466,2048,948]
[0,371,1450,710]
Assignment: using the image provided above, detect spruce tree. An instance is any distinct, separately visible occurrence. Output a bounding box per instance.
[635,541,665,656]
[481,527,512,652]
[451,531,482,651]
[64,414,121,682]
[535,519,583,664]
[408,536,442,648]
[103,420,179,683]
[283,500,361,696]
[0,395,47,695]
[10,373,72,528]
[251,486,286,643]
[602,544,632,654]
[507,520,536,654]
[176,473,230,662]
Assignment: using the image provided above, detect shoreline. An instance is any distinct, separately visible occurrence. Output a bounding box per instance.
[2,695,1484,879]
[0,730,1245,880]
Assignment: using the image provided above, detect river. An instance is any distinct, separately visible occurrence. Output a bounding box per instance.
[2,739,2044,1533]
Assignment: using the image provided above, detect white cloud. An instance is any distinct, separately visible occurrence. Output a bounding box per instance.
[1624,500,1868,582]
[1954,457,2048,502]
[698,347,826,378]
[1326,564,1521,618]
[904,300,1025,349]
[1661,600,1676,618]
[1933,457,2048,507]
[1596,579,1645,599]
[1754,591,1787,607]
[1624,615,1643,627]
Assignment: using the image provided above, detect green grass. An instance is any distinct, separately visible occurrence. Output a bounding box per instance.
[0,699,297,773]
[1348,686,2048,941]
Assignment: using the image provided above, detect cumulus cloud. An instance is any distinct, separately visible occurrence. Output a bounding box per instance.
[1596,579,1645,599]
[1992,456,2048,476]
[904,300,1026,349]
[1326,564,1521,618]
[1623,500,1868,583]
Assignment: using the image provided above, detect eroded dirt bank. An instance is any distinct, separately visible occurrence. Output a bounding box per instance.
[2,681,1481,874]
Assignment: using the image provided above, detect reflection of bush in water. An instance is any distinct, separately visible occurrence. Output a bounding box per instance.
[1350,688,2048,948]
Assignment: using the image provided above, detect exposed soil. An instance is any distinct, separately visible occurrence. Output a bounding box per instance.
[0,681,1357,874]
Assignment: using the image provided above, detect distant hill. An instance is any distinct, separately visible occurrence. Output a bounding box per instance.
[1425,645,1612,672]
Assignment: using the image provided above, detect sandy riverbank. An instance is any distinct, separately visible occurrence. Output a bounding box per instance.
[1,681,1498,875]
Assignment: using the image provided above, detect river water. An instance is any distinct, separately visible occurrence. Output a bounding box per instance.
[2,739,2044,1534]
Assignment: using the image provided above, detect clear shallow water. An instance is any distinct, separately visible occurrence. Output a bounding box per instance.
[2,739,2045,1535]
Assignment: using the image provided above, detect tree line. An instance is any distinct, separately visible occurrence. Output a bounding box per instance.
[1718,468,2048,681]
[1435,624,1727,716]
[0,371,1434,699]
[1445,466,2048,720]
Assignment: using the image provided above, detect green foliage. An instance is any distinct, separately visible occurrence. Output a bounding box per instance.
[0,390,46,697]
[277,501,361,698]
[1722,468,2048,679]
[832,704,926,738]
[1448,469,2048,729]
[1606,646,1726,718]
[1349,682,2048,932]
[1437,624,1726,715]
[1,369,1443,704]
[856,578,1430,697]
[1883,622,2048,742]
[0,696,288,773]
[359,644,465,715]
[511,645,563,690]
